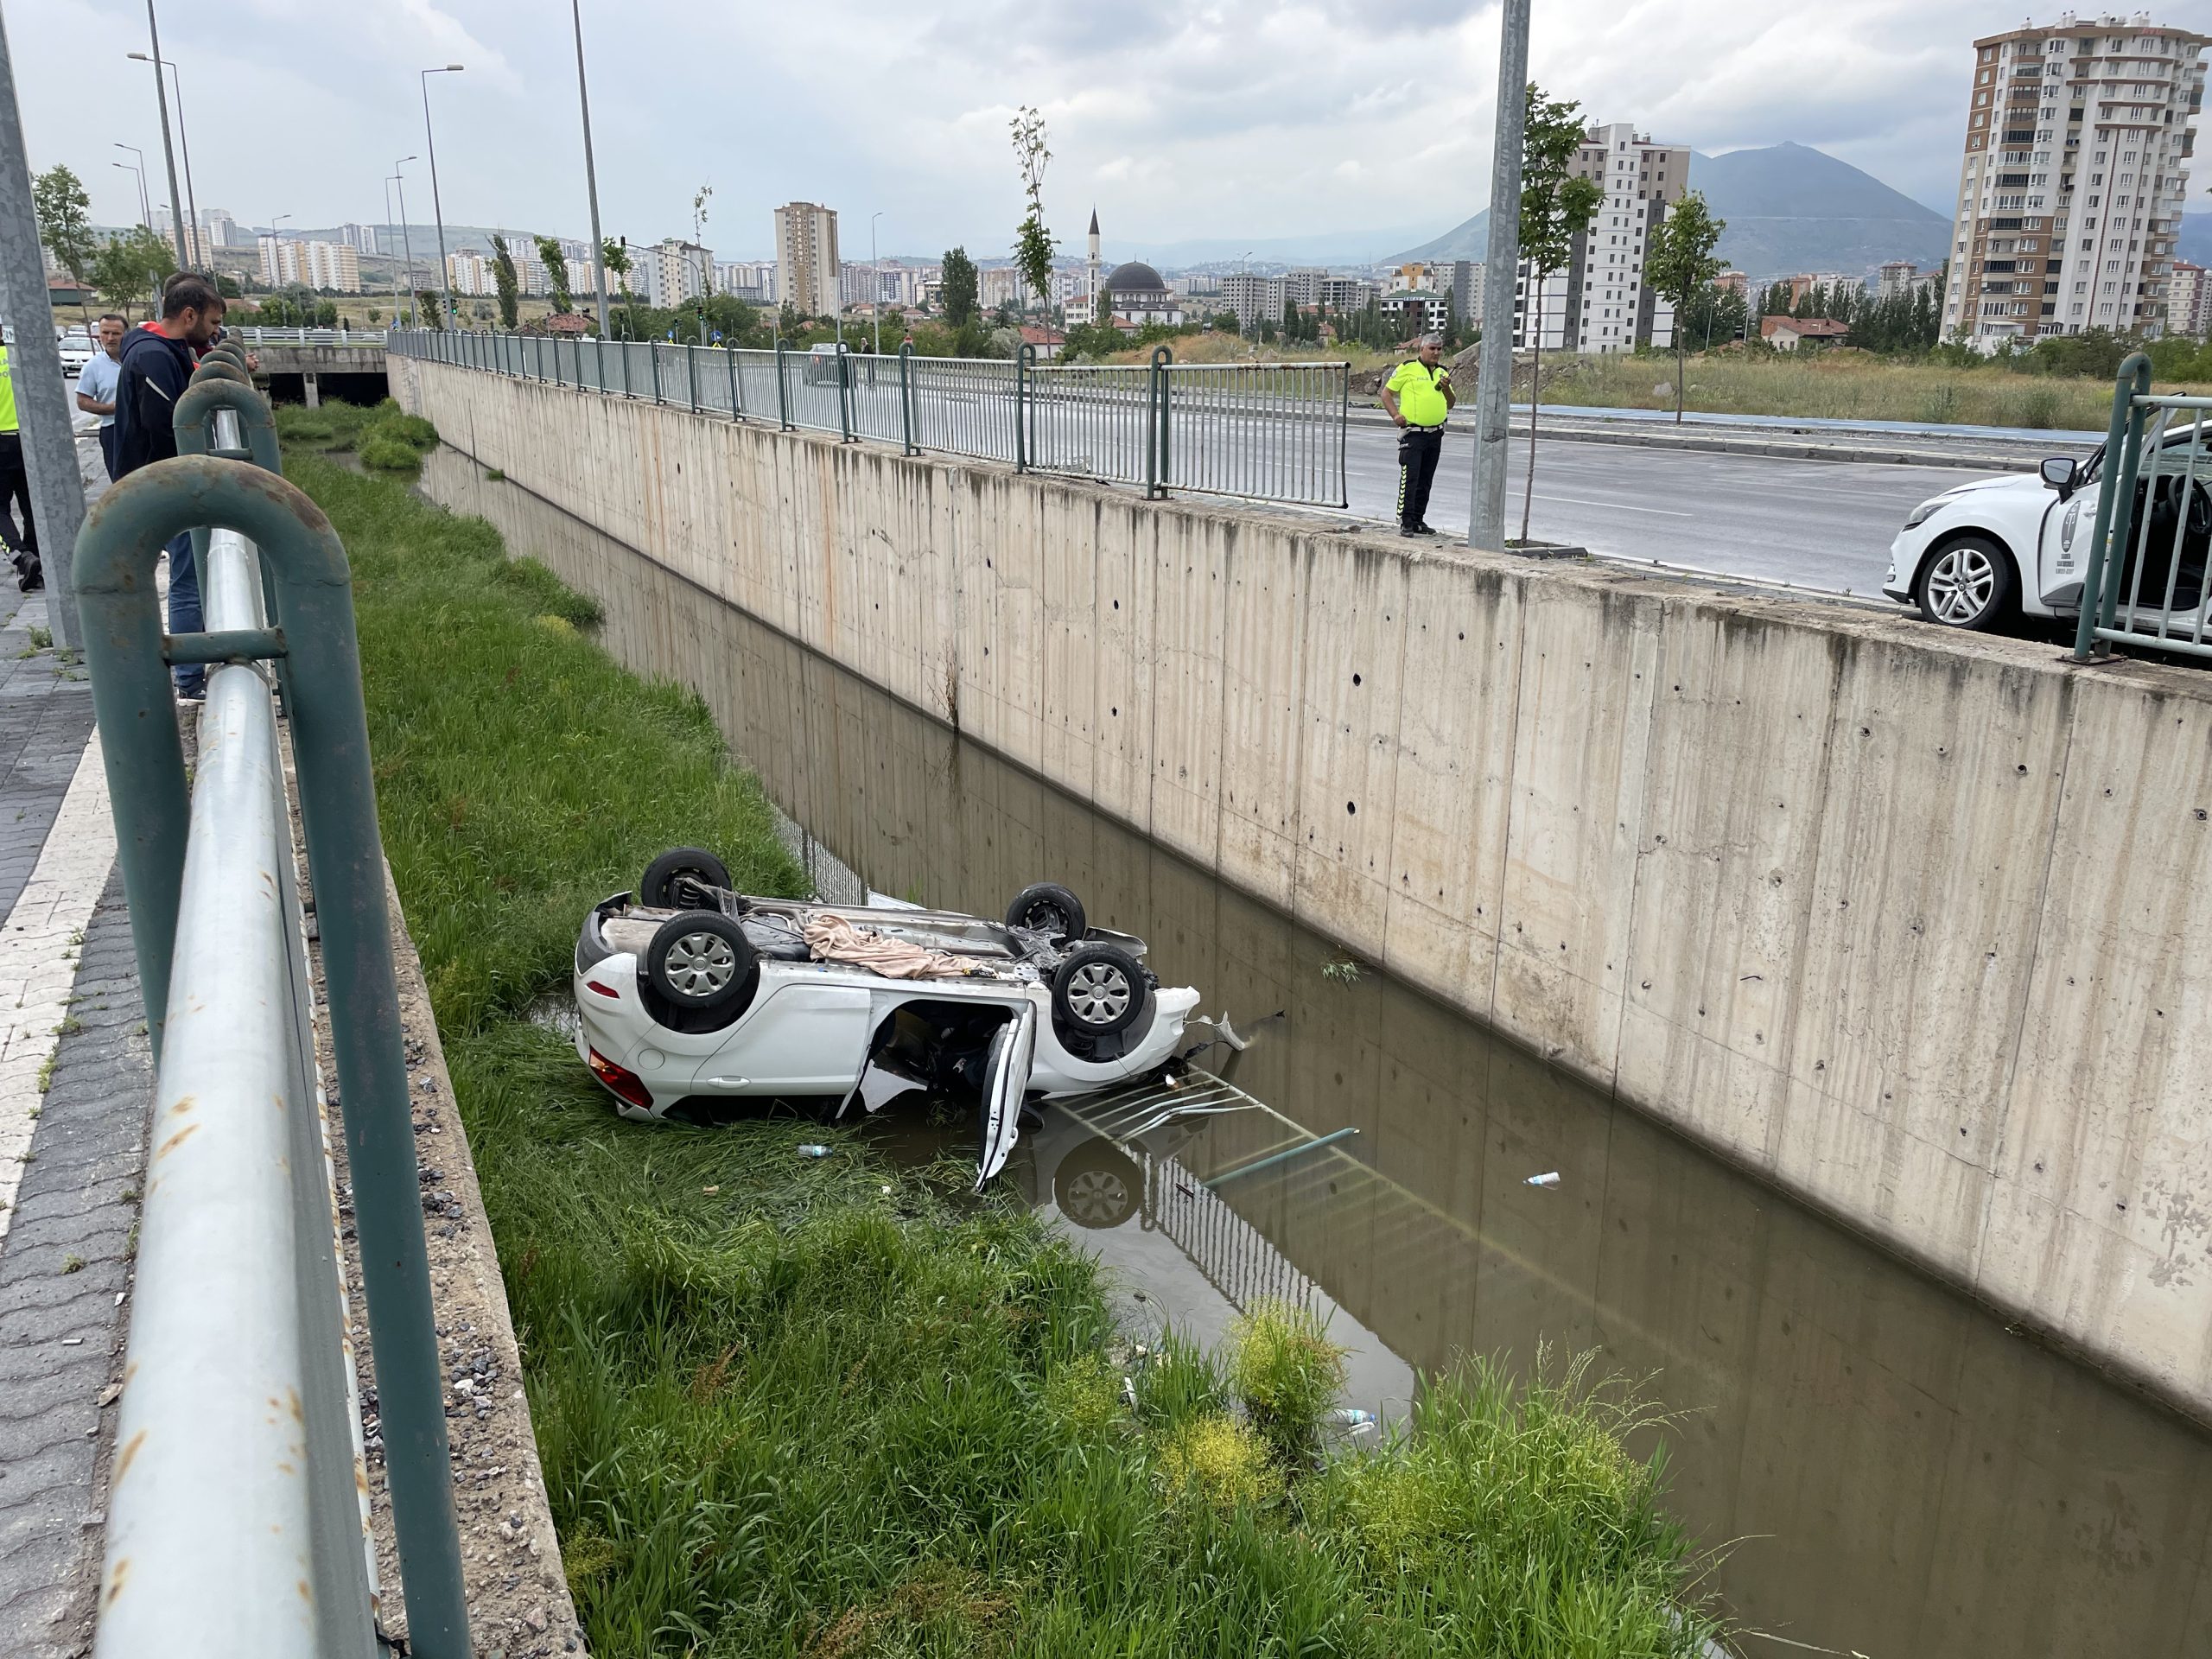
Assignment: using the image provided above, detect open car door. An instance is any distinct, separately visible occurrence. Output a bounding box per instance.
[976,1002,1037,1189]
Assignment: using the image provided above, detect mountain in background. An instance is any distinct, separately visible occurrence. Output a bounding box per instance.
[1387,142,1951,281]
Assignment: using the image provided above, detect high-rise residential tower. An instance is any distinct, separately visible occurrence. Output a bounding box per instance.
[774,201,841,318]
[1512,121,1689,355]
[1943,14,2206,344]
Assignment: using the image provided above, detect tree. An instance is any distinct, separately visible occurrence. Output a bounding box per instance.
[1009,106,1053,315]
[492,237,521,330]
[942,246,979,329]
[416,289,445,328]
[536,234,573,315]
[601,238,632,334]
[90,226,175,321]
[1644,189,1725,423]
[1515,84,1604,544]
[31,165,96,327]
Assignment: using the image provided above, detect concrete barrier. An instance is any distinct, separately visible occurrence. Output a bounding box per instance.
[392,354,2212,1423]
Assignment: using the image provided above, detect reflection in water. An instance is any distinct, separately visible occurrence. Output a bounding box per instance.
[422,448,2212,1658]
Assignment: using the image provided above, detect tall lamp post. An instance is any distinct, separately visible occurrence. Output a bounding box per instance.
[419,64,462,331]
[1468,0,1531,551]
[392,156,419,327]
[111,158,148,230]
[140,0,186,268]
[870,210,882,355]
[129,51,197,267]
[569,0,608,336]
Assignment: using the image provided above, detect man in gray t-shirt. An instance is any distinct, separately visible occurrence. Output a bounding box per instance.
[73,314,126,479]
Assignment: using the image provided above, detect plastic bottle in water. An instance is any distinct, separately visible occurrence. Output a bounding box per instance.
[1525,1171,1561,1188]
[797,1144,832,1159]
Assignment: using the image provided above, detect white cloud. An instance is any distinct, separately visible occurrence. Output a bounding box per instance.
[8,0,2109,261]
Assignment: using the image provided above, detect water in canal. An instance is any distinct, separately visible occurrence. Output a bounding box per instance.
[423,452,2212,1657]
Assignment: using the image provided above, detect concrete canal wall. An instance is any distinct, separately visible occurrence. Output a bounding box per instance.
[393,355,2212,1421]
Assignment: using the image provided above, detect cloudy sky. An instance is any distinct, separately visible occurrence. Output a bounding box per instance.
[10,0,2175,261]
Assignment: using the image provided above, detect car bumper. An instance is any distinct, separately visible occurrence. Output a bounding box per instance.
[1883,530,1916,605]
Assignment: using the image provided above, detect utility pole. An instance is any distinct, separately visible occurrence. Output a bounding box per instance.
[571,0,609,336]
[394,157,418,327]
[1468,0,1529,551]
[0,9,84,646]
[143,0,187,269]
[421,65,463,331]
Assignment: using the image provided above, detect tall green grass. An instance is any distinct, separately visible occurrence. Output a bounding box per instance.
[289,448,1724,1657]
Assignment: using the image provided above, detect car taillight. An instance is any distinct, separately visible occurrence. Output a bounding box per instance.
[585,980,621,999]
[586,1047,653,1109]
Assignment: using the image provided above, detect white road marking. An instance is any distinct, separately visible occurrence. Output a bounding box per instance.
[1532,493,1694,517]
[0,734,118,1243]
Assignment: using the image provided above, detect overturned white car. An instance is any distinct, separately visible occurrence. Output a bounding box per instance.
[571,848,1201,1185]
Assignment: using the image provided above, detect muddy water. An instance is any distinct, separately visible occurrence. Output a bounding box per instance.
[421,451,2212,1658]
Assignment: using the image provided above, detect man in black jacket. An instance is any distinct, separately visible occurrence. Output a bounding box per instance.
[113,276,225,699]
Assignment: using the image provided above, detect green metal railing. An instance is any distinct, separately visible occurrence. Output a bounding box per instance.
[2074,353,2212,663]
[389,327,1351,509]
[73,372,469,1656]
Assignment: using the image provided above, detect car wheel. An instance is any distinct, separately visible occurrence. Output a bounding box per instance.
[1052,943,1143,1037]
[1052,1138,1141,1230]
[1914,536,2016,631]
[641,846,731,909]
[642,912,758,1027]
[1006,881,1087,940]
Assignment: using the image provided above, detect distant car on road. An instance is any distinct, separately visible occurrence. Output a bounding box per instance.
[1885,430,2208,634]
[54,329,97,376]
[802,341,847,385]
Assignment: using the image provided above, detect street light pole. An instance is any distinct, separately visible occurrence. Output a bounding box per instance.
[393,156,419,327]
[112,158,148,230]
[569,0,608,336]
[420,65,462,331]
[142,0,186,268]
[870,211,882,355]
[131,54,197,266]
[1468,0,1530,551]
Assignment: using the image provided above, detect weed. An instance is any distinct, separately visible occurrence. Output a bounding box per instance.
[1156,1412,1281,1510]
[484,467,505,482]
[52,1014,84,1038]
[1228,1299,1347,1465]
[27,626,50,650]
[35,1053,54,1093]
[1320,957,1363,984]
[61,1254,84,1274]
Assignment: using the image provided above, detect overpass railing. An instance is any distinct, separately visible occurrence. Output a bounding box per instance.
[389,327,1351,509]
[73,365,468,1655]
[2074,353,2212,663]
[231,326,383,346]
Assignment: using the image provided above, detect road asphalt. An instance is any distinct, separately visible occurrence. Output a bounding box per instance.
[1337,423,1967,597]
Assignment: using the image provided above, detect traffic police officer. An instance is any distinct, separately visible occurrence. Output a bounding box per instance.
[1382,334,1453,537]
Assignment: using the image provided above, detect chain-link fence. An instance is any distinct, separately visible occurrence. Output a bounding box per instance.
[389,328,1349,509]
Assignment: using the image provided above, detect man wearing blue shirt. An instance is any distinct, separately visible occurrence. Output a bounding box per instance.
[74,314,126,480]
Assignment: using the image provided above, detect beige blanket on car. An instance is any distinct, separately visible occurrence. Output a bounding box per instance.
[800,912,976,980]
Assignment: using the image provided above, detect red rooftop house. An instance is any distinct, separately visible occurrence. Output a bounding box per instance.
[1761,316,1851,352]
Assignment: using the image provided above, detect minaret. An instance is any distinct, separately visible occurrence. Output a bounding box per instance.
[1086,207,1102,322]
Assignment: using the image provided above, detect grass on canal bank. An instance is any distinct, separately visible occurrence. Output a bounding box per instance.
[279,422,1725,1657]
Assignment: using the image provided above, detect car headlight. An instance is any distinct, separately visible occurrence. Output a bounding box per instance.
[1903,498,1947,531]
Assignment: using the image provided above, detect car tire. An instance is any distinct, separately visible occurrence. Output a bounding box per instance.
[642,912,759,1028]
[1052,1138,1142,1230]
[1051,943,1143,1037]
[1914,535,2017,631]
[1006,881,1087,941]
[641,846,731,909]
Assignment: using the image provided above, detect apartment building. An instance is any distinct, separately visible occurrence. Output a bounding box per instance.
[446,251,495,296]
[2171,257,2211,334]
[256,235,361,293]
[1876,259,1944,299]
[1514,120,1689,353]
[1222,270,1286,333]
[639,238,713,308]
[774,201,841,317]
[1944,14,2207,343]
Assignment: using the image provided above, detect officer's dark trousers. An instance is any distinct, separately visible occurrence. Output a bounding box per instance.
[1396,423,1443,529]
[0,432,33,556]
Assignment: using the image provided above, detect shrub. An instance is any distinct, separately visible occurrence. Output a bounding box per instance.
[358,432,425,473]
[1155,1413,1280,1510]
[1227,1298,1346,1465]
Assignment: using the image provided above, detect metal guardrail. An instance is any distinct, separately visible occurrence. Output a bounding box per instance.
[231,327,385,346]
[2074,353,2212,662]
[73,359,468,1655]
[388,327,1351,509]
